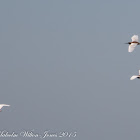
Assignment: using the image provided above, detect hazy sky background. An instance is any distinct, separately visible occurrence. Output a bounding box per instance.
[1,0,140,140]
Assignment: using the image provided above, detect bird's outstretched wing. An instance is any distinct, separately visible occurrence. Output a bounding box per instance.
[131,35,139,42]
[0,105,4,109]
[130,75,138,80]
[128,43,137,52]
[0,104,10,109]
[139,70,140,75]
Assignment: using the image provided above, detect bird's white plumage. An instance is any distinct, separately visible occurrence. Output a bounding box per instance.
[139,70,140,75]
[130,75,138,80]
[0,104,10,110]
[128,43,137,52]
[131,35,139,42]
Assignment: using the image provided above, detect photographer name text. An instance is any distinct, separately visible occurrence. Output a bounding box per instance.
[0,130,77,138]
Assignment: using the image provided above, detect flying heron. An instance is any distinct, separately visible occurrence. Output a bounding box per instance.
[130,70,140,80]
[126,35,140,52]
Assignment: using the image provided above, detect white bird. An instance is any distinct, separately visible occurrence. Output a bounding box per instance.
[0,104,10,112]
[126,35,140,52]
[130,70,140,80]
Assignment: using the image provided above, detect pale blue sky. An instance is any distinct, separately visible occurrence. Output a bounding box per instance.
[0,0,140,140]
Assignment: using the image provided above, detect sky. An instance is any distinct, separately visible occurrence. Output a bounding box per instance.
[0,0,140,140]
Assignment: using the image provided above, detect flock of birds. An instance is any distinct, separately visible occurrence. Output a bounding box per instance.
[0,35,139,112]
[126,35,140,80]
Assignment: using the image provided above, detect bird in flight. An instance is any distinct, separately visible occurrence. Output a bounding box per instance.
[126,35,140,52]
[0,104,10,112]
[130,70,140,80]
